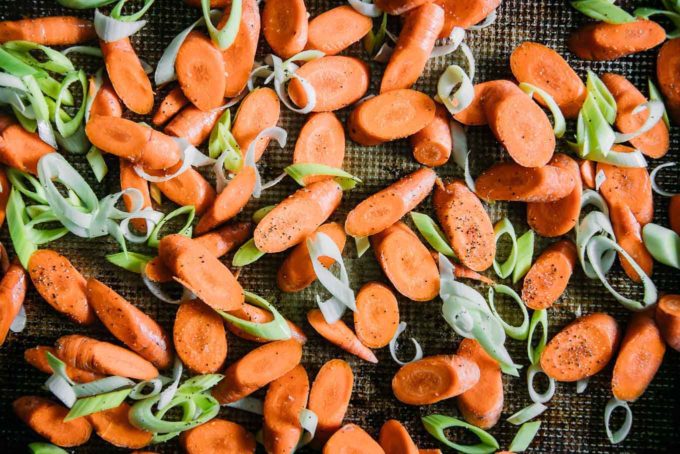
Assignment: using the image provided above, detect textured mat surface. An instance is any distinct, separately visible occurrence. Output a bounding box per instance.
[0,0,679,452]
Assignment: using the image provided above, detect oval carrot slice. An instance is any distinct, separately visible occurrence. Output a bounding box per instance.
[89,79,123,118]
[597,155,653,225]
[24,346,103,383]
[392,354,480,405]
[180,418,256,454]
[151,167,216,216]
[418,450,443,454]
[101,38,154,115]
[263,365,310,454]
[254,179,343,253]
[610,203,653,283]
[0,260,26,345]
[232,88,281,162]
[0,114,54,174]
[540,313,620,382]
[307,309,378,363]
[612,311,665,402]
[432,252,495,285]
[527,153,582,237]
[277,222,347,293]
[354,282,399,349]
[670,196,680,236]
[152,86,189,127]
[569,19,666,61]
[289,56,371,112]
[453,80,519,126]
[657,38,680,124]
[521,239,577,310]
[164,105,223,146]
[87,403,152,449]
[226,302,307,344]
[601,73,669,159]
[456,338,503,429]
[410,105,452,167]
[434,178,495,271]
[379,419,419,454]
[173,299,227,374]
[176,31,226,111]
[0,16,96,45]
[221,0,260,97]
[293,112,345,184]
[28,249,95,325]
[579,159,596,189]
[510,41,586,118]
[348,89,436,145]
[212,338,303,404]
[323,424,385,454]
[158,234,244,312]
[656,294,680,352]
[307,5,372,55]
[346,167,437,237]
[263,0,308,58]
[86,278,173,370]
[375,0,431,14]
[120,159,152,233]
[475,161,576,202]
[195,166,256,234]
[308,359,354,447]
[371,221,440,302]
[434,0,501,37]
[0,168,8,227]
[13,396,92,447]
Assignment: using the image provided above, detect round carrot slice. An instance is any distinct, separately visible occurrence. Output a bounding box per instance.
[263,365,310,454]
[307,5,373,55]
[657,38,680,124]
[308,359,354,448]
[655,294,680,352]
[453,80,519,126]
[323,424,384,454]
[434,0,502,38]
[180,418,256,454]
[597,152,653,225]
[173,299,227,374]
[475,161,576,202]
[568,19,666,61]
[176,31,226,111]
[379,419,419,454]
[232,88,281,162]
[521,240,577,310]
[87,403,152,449]
[13,396,92,447]
[262,0,308,58]
[410,104,452,167]
[354,282,399,349]
[292,112,345,184]
[220,0,260,98]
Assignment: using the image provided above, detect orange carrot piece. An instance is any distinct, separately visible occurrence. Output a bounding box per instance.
[597,155,653,225]
[119,159,152,233]
[521,240,577,310]
[13,396,92,447]
[375,0,431,15]
[670,196,680,236]
[418,450,443,454]
[221,0,261,97]
[152,86,189,127]
[151,166,216,216]
[0,16,95,45]
[180,418,256,454]
[453,80,518,126]
[656,294,680,352]
[307,309,378,363]
[0,167,8,227]
[568,19,666,61]
[0,114,54,174]
[307,5,372,55]
[292,112,345,184]
[87,403,153,449]
[579,159,596,189]
[392,354,480,405]
[164,105,223,146]
[184,0,229,6]
[610,203,654,283]
[24,346,103,383]
[176,31,226,111]
[89,79,123,118]
[323,424,385,454]
[410,105,452,167]
[262,0,308,58]
[232,88,281,162]
[354,282,400,349]
[308,359,354,447]
[173,299,227,374]
[226,302,307,344]
[101,38,154,115]
[0,260,26,345]
[657,38,680,124]
[475,161,576,202]
[432,253,495,285]
[195,166,255,234]
[379,419,419,454]
[263,365,310,454]
[434,0,501,37]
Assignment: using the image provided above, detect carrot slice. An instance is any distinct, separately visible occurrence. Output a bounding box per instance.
[173,299,227,374]
[510,42,586,118]
[475,161,576,202]
[226,302,307,344]
[348,89,436,145]
[579,159,596,189]
[434,178,495,271]
[354,282,399,349]
[13,396,92,447]
[255,179,343,253]
[152,166,216,216]
[89,79,123,118]
[164,105,223,146]
[323,424,384,454]
[410,105,452,167]
[670,195,680,236]
[176,31,226,111]
[601,73,669,158]
[0,260,26,345]
[28,250,95,325]
[431,252,495,284]
[597,155,653,225]
[656,294,680,352]
[0,167,8,227]
[212,339,303,404]
[568,19,666,61]
[152,86,189,127]
[434,0,502,37]
[456,338,503,429]
[307,5,373,55]
[346,167,437,237]
[195,166,256,234]
[371,222,440,302]
[379,419,419,454]
[120,159,152,233]
[453,80,519,126]
[263,365,310,454]
[657,38,680,124]
[527,153,582,237]
[392,354,480,405]
[292,112,345,184]
[0,16,95,45]
[375,0,431,14]
[180,418,256,453]
[86,278,173,369]
[0,114,54,174]
[308,359,354,447]
[289,56,371,112]
[262,0,308,58]
[220,0,260,97]
[87,403,152,449]
[232,88,281,162]
[380,3,444,93]
[612,311,665,401]
[101,38,154,115]
[158,234,244,312]
[540,313,620,382]
[307,309,378,363]
[24,346,103,383]
[418,450,443,454]
[56,334,159,380]
[610,203,654,283]
[521,240,577,310]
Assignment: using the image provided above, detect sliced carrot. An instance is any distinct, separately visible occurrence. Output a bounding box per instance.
[195,166,255,234]
[221,0,261,97]
[0,16,95,45]
[152,86,189,127]
[456,338,503,429]
[180,418,256,454]
[521,240,577,310]
[184,0,229,6]
[120,159,152,233]
[354,282,400,349]
[568,19,666,61]
[579,159,596,189]
[262,0,308,58]
[28,249,95,325]
[0,114,54,174]
[89,78,123,118]
[0,167,8,227]
[346,167,437,237]
[601,73,669,158]
[432,253,495,285]
[24,346,103,383]
[226,302,307,344]
[86,278,173,369]
[263,365,310,454]
[277,222,347,293]
[293,112,345,184]
[597,155,653,225]
[289,56,371,112]
[87,403,152,449]
[323,424,385,454]
[307,5,373,55]
[375,0,431,15]
[173,299,227,374]
[56,334,159,380]
[434,178,495,271]
[151,166,216,216]
[410,105,452,167]
[527,153,582,237]
[657,38,680,124]
[475,161,576,202]
[670,196,680,236]
[232,88,281,162]
[371,222,440,302]
[656,294,680,352]
[308,309,378,363]
[540,313,620,382]
[308,359,354,447]
[418,450,443,454]
[392,354,480,405]
[158,234,244,312]
[434,0,502,37]
[612,311,665,401]
[610,203,653,282]
[212,338,303,404]
[453,80,518,126]
[254,179,343,253]
[176,31,226,111]
[164,105,223,146]
[348,89,436,145]
[0,260,26,345]
[13,396,92,447]
[101,38,154,115]
[379,419,419,454]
